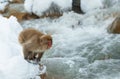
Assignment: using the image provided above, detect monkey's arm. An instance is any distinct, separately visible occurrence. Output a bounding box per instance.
[36,52,44,61]
[22,35,38,60]
[23,47,30,59]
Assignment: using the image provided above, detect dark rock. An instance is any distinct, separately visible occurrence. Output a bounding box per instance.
[72,0,84,14]
[9,0,24,3]
[35,2,63,18]
[3,3,39,21]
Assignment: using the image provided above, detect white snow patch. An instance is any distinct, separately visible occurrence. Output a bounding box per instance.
[24,0,33,14]
[0,16,40,79]
[81,0,103,12]
[39,65,47,75]
[0,0,8,11]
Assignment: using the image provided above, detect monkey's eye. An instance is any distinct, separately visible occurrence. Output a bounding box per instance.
[40,40,43,42]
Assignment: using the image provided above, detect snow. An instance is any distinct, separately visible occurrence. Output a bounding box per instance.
[39,65,46,75]
[0,16,22,61]
[81,0,120,13]
[24,0,33,14]
[24,0,72,16]
[0,16,41,79]
[0,0,8,11]
[81,0,103,12]
[1,0,120,79]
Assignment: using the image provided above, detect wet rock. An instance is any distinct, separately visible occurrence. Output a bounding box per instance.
[3,3,39,21]
[33,2,63,18]
[8,3,26,13]
[39,13,62,18]
[0,1,9,13]
[9,0,24,3]
[2,2,62,21]
[72,0,83,14]
[107,17,120,34]
[24,0,71,18]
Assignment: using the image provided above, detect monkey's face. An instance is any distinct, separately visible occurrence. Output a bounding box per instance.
[39,35,52,51]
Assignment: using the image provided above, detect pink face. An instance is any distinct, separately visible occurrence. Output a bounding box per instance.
[47,40,52,49]
[39,35,52,50]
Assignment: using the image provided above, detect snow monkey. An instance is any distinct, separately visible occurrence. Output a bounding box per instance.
[18,28,52,62]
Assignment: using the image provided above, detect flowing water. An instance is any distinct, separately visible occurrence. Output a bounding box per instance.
[21,5,120,79]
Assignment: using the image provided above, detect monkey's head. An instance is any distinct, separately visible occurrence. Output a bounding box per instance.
[39,34,52,51]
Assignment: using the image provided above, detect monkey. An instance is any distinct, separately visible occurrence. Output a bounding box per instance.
[18,28,52,63]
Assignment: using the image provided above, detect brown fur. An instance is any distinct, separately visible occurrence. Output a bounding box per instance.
[18,28,52,62]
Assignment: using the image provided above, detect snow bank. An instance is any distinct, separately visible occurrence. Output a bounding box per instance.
[0,16,22,61]
[81,0,120,13]
[102,0,120,8]
[0,16,40,79]
[81,0,103,12]
[24,0,72,16]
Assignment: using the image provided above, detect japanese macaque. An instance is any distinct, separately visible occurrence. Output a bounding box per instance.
[18,28,52,62]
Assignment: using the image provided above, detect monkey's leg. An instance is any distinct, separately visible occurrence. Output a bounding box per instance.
[28,52,37,60]
[23,41,36,60]
[23,47,30,60]
[36,52,44,62]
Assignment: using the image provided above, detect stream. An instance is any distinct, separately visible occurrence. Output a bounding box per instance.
[20,6,120,79]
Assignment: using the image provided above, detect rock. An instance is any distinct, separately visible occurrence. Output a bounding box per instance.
[0,1,9,13]
[33,2,63,18]
[39,64,47,79]
[107,17,120,34]
[9,0,24,3]
[2,2,61,21]
[24,0,71,18]
[39,13,62,18]
[72,0,83,14]
[3,3,39,21]
[6,12,38,21]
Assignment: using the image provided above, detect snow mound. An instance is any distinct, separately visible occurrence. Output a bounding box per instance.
[81,0,120,13]
[0,16,41,79]
[81,0,103,13]
[24,0,72,16]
